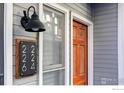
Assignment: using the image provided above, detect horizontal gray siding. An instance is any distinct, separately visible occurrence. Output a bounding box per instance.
[13,3,39,85]
[59,3,92,21]
[93,4,118,85]
[0,3,4,85]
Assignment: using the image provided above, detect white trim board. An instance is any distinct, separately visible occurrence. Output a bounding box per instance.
[4,3,13,85]
[39,3,70,85]
[38,3,44,85]
[70,12,93,85]
[118,3,124,85]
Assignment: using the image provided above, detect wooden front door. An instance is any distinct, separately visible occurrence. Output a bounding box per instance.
[73,20,88,85]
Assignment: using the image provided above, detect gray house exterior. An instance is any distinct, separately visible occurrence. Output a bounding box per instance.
[92,4,118,85]
[13,3,39,85]
[0,3,122,85]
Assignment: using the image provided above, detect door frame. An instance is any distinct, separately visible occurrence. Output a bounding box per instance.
[118,3,124,85]
[71,12,93,85]
[4,3,13,85]
[39,3,70,85]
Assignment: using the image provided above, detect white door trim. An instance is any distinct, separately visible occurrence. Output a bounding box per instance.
[71,12,93,85]
[118,3,124,85]
[39,3,70,85]
[4,3,13,85]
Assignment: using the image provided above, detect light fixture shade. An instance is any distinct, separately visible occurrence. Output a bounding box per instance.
[21,6,46,32]
[25,13,45,32]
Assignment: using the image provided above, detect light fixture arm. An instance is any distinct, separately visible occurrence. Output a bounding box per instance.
[27,6,36,18]
[21,6,36,29]
[23,11,27,18]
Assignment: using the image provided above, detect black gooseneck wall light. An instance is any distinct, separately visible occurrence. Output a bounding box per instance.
[21,6,45,32]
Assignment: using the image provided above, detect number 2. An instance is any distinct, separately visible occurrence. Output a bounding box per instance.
[22,54,26,62]
[31,45,35,53]
[31,54,35,62]
[22,45,27,53]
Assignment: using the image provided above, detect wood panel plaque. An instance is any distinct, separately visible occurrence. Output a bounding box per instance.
[16,39,37,79]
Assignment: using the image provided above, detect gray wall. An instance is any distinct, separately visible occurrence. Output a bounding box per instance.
[60,3,92,21]
[12,3,93,85]
[12,3,119,85]
[0,3,4,85]
[13,3,39,85]
[92,4,118,85]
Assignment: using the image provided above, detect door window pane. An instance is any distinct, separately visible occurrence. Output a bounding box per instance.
[43,5,65,70]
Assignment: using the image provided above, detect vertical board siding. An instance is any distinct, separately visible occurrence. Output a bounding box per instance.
[13,3,39,85]
[93,4,118,85]
[0,3,4,85]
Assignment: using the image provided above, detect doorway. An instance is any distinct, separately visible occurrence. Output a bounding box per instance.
[73,20,88,85]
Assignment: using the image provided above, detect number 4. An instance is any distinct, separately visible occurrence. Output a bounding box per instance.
[30,63,35,70]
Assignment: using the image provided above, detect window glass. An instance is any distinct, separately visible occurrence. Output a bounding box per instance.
[43,70,65,85]
[43,5,65,70]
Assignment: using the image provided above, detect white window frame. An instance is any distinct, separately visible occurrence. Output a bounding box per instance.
[4,3,13,85]
[39,3,70,85]
[70,12,93,85]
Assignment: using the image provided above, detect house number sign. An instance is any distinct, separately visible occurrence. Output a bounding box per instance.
[16,39,37,78]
